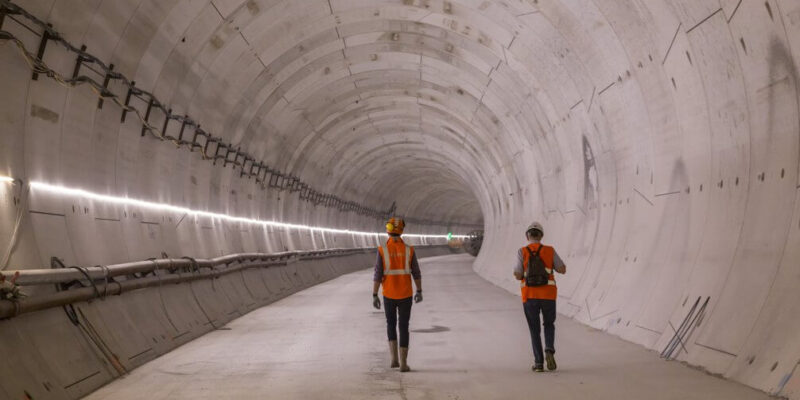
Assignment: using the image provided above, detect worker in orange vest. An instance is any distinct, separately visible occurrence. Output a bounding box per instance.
[513,221,567,372]
[372,217,422,372]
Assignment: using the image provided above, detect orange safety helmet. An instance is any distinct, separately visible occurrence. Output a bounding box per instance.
[385,217,405,235]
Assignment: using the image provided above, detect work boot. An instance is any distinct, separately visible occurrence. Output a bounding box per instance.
[532,364,544,372]
[389,340,399,368]
[399,347,410,372]
[545,350,557,371]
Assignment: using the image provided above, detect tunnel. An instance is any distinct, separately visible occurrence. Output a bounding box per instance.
[0,0,799,398]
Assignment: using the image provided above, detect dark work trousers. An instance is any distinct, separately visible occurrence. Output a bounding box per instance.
[523,298,556,364]
[384,296,413,347]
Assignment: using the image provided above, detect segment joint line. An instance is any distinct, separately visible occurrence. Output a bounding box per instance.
[686,8,722,34]
[633,187,654,206]
[598,80,615,96]
[726,0,743,23]
[662,23,682,65]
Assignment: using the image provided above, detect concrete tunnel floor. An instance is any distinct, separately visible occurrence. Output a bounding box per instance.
[83,254,769,400]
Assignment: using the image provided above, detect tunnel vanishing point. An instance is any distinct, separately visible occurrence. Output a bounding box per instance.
[0,0,800,399]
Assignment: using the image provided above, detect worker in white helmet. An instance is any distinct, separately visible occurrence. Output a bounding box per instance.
[513,222,567,372]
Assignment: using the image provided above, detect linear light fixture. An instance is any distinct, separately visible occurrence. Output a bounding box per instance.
[0,176,14,183]
[28,181,466,239]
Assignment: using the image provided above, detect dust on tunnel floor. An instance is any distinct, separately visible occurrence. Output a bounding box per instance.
[84,254,769,400]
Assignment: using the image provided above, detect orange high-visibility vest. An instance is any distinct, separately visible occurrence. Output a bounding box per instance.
[520,243,557,301]
[379,237,414,299]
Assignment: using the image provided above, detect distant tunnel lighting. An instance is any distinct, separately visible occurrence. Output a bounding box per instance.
[28,181,466,240]
[0,176,14,183]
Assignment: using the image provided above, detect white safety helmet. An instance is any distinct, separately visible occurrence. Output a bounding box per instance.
[526,221,544,237]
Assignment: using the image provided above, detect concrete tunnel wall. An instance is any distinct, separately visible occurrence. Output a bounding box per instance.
[0,248,455,399]
[0,0,799,398]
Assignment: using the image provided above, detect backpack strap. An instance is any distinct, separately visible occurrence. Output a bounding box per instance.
[523,245,542,277]
[524,244,545,278]
[532,244,543,258]
[523,246,530,278]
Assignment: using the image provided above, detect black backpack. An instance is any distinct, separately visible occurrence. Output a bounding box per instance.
[524,245,550,287]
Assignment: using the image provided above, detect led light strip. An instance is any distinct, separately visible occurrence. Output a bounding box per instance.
[26,181,467,239]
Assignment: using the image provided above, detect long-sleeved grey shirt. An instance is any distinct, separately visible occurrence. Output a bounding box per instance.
[373,239,421,282]
[513,240,565,276]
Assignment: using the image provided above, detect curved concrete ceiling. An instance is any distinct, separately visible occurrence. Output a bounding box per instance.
[1,0,800,397]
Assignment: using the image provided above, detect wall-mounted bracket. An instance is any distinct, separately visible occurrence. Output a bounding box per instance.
[210,139,225,164]
[190,126,203,152]
[140,97,155,136]
[71,44,88,80]
[222,146,237,167]
[177,118,189,143]
[120,81,136,122]
[30,24,53,80]
[160,108,172,139]
[96,63,115,109]
[268,170,279,188]
[255,165,268,184]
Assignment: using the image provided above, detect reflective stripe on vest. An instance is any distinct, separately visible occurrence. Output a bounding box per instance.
[381,241,411,276]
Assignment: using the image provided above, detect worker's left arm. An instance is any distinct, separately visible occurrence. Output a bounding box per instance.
[553,250,567,274]
[411,250,423,303]
[410,250,422,292]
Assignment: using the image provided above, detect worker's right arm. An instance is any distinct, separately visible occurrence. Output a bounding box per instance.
[512,249,524,280]
[373,250,383,309]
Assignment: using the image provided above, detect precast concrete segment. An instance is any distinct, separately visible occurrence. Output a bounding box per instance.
[83,254,769,400]
[1,0,800,397]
